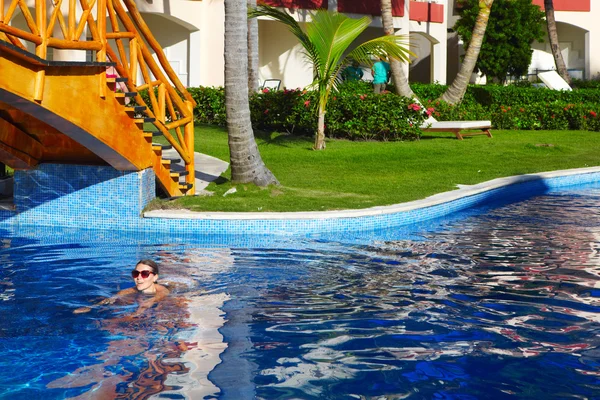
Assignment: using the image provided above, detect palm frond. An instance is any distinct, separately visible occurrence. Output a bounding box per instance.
[248,5,321,71]
[347,35,414,67]
[306,11,372,81]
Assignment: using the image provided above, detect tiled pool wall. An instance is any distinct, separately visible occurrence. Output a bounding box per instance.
[0,164,154,230]
[0,163,599,236]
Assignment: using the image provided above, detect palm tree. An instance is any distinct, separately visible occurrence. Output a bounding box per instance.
[440,0,494,104]
[247,0,260,93]
[249,6,412,150]
[380,0,415,98]
[224,0,278,186]
[544,0,570,84]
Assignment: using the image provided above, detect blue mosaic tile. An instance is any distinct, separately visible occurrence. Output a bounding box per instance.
[1,164,600,237]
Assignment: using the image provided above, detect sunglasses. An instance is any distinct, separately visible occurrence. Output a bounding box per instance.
[131,270,155,279]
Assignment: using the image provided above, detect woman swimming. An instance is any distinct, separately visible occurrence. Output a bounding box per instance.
[74,259,169,314]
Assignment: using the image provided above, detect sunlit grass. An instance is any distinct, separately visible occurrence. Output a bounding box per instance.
[152,125,600,212]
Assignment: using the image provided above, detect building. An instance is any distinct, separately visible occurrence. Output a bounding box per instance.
[3,0,597,88]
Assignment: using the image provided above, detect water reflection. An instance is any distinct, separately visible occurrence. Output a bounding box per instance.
[1,188,600,399]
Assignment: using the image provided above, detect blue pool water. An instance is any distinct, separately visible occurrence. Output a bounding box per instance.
[1,185,600,399]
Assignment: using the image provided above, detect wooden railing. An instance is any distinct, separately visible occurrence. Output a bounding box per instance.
[0,0,196,193]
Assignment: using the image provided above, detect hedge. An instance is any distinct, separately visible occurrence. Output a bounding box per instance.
[139,81,600,141]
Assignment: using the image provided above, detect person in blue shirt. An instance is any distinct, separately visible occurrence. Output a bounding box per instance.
[371,57,391,94]
[342,61,364,81]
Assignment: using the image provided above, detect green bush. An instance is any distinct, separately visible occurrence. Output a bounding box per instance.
[176,83,600,140]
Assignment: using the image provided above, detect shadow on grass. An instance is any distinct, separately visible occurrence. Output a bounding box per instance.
[254,129,314,149]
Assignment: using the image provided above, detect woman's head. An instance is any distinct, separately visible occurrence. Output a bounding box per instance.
[132,259,160,294]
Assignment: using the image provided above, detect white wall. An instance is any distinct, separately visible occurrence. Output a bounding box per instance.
[258,19,312,89]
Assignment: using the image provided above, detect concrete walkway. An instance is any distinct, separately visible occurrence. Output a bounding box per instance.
[162,148,229,191]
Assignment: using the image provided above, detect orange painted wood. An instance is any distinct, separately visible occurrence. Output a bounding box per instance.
[0,116,42,168]
[0,22,42,45]
[0,51,152,171]
[121,0,196,107]
[532,0,590,12]
[184,100,195,192]
[46,37,103,50]
[3,107,107,163]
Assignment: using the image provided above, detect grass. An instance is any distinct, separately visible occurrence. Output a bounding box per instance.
[153,125,600,212]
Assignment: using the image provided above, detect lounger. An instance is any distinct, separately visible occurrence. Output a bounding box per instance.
[420,118,493,140]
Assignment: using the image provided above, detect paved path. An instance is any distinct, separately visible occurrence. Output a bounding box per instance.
[162,148,229,192]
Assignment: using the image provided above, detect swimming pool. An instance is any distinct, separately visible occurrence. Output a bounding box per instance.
[1,184,600,399]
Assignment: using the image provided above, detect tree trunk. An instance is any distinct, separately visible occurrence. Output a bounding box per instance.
[224,0,278,186]
[314,106,326,150]
[380,0,414,97]
[544,0,570,84]
[440,0,494,104]
[247,0,260,93]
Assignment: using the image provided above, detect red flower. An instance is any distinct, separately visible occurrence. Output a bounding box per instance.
[262,88,269,93]
[519,108,525,113]
[359,95,366,100]
[426,107,435,116]
[264,109,269,114]
[590,111,597,118]
[304,100,310,107]
[408,103,421,111]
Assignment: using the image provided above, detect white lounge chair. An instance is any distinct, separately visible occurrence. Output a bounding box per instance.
[420,116,493,140]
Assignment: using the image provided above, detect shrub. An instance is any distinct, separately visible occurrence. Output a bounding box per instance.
[174,83,600,140]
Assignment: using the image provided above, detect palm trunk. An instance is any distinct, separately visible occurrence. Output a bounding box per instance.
[247,0,260,93]
[544,0,570,84]
[314,105,326,150]
[380,0,414,97]
[440,0,494,104]
[224,0,278,186]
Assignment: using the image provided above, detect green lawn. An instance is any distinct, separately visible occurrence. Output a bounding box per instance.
[153,125,600,212]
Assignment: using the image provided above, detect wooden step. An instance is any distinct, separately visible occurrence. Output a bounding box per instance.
[143,131,161,139]
[164,157,181,164]
[152,143,172,152]
[179,183,193,192]
[115,92,137,99]
[170,170,190,179]
[134,117,155,124]
[125,105,146,113]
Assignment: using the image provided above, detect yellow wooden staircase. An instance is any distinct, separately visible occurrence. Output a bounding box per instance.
[0,0,196,197]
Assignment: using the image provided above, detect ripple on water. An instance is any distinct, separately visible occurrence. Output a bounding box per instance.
[1,188,600,399]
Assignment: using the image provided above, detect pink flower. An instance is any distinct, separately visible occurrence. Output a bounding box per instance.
[408,103,421,111]
[359,95,366,100]
[426,107,435,116]
[262,88,269,93]
[304,100,310,107]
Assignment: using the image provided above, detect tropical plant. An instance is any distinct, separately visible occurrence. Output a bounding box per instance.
[248,5,412,150]
[454,0,544,83]
[544,0,570,84]
[380,0,415,98]
[224,0,278,186]
[440,0,494,104]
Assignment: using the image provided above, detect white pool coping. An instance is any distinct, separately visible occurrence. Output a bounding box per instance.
[144,166,600,221]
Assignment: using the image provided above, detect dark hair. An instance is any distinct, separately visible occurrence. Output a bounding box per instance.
[136,259,159,275]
